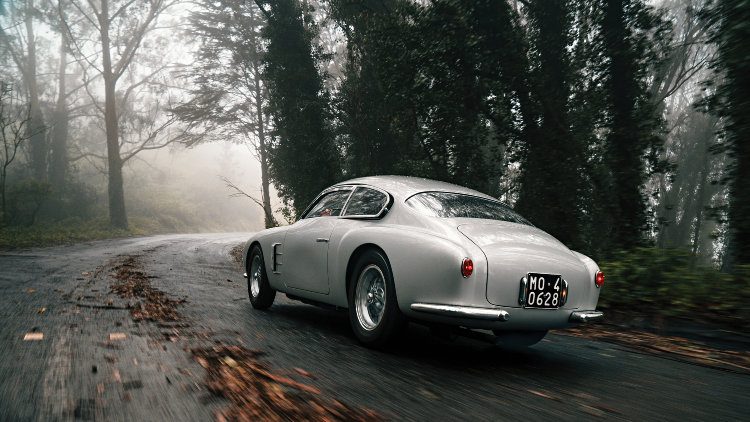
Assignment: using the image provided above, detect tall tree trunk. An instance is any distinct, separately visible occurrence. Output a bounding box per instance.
[49,30,69,191]
[603,0,646,250]
[1,164,7,224]
[255,76,275,228]
[715,0,750,268]
[100,0,128,229]
[516,0,583,249]
[691,143,712,254]
[24,0,47,182]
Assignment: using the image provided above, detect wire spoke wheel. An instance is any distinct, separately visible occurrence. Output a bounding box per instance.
[247,246,275,309]
[355,264,387,331]
[250,254,262,298]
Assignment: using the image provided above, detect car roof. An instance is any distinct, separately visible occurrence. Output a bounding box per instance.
[335,175,496,201]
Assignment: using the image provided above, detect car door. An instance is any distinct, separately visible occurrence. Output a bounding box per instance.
[282,188,353,294]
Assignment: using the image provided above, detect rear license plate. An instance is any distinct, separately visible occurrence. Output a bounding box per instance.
[523,273,564,309]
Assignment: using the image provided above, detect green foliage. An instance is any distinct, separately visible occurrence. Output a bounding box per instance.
[0,218,140,249]
[260,0,341,215]
[703,0,750,267]
[4,179,51,226]
[598,248,750,329]
[329,0,670,257]
[515,0,586,250]
[333,0,524,194]
[596,0,669,253]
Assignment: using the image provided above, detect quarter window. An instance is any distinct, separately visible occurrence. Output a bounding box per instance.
[304,189,352,218]
[343,187,388,217]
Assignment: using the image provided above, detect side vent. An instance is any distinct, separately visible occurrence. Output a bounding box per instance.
[271,243,283,274]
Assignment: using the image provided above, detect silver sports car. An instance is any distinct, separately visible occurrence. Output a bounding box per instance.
[243,176,604,347]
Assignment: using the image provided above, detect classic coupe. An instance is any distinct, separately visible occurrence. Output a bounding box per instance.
[242,176,604,347]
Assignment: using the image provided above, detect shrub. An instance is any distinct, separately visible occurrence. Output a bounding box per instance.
[598,248,750,330]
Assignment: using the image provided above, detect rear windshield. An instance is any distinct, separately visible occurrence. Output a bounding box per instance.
[406,192,532,225]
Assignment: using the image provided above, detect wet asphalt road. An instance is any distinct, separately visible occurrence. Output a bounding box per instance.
[0,233,748,421]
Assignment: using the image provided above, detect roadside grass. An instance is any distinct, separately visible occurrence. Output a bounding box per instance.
[0,217,165,250]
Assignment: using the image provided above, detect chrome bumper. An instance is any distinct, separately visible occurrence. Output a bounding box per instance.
[569,310,604,323]
[410,303,510,321]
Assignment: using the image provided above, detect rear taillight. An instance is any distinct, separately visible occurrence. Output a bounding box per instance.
[461,258,474,278]
[595,271,605,288]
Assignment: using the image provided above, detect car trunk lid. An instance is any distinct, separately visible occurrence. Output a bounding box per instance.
[457,222,591,308]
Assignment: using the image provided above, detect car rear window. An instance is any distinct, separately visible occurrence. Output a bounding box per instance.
[343,187,388,217]
[406,192,531,225]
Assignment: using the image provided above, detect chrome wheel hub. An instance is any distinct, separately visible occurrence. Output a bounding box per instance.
[250,254,262,298]
[355,264,386,331]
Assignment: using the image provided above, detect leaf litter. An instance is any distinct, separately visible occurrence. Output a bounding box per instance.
[102,253,378,420]
[563,324,750,374]
[229,244,244,269]
[109,256,186,322]
[191,345,381,422]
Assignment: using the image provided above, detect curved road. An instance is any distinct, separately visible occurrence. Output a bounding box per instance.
[0,234,747,420]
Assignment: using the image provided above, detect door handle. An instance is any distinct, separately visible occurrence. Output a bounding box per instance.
[316,238,329,243]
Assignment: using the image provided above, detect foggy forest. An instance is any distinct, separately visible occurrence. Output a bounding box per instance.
[0,0,748,313]
[1,0,750,419]
[2,0,748,270]
[1,0,749,295]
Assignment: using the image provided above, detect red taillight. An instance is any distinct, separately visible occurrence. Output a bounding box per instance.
[461,258,474,278]
[595,271,605,288]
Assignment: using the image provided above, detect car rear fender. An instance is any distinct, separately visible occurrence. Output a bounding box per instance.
[329,225,488,312]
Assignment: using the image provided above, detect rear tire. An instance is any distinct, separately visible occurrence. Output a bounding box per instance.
[348,249,406,348]
[248,245,275,309]
[493,330,548,348]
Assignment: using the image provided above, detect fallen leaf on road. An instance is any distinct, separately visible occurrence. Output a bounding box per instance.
[580,404,605,417]
[418,388,440,400]
[26,288,36,294]
[37,307,46,314]
[528,389,556,400]
[23,332,43,341]
[294,367,316,379]
[97,383,105,395]
[109,332,127,341]
[113,369,121,382]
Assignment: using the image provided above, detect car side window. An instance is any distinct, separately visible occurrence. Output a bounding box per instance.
[343,187,388,217]
[304,190,352,218]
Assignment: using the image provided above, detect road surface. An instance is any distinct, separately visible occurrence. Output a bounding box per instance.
[0,233,747,421]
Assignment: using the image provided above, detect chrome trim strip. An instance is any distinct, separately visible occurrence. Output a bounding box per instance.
[410,303,510,321]
[271,243,282,274]
[569,310,604,323]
